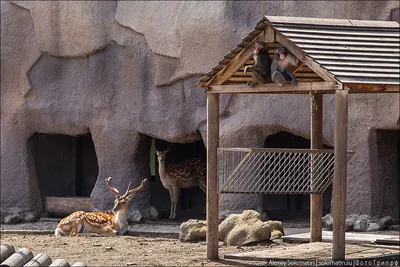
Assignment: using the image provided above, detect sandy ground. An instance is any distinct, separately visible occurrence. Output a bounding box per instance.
[1,219,300,266]
[1,220,398,266]
[1,233,293,266]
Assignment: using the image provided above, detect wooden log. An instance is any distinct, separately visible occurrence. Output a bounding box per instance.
[206,93,219,259]
[310,93,323,242]
[46,197,94,217]
[0,243,15,263]
[48,259,70,267]
[70,263,86,267]
[24,253,52,267]
[332,89,348,261]
[0,248,33,267]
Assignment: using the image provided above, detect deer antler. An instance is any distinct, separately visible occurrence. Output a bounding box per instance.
[122,178,148,199]
[105,177,120,197]
[123,182,132,196]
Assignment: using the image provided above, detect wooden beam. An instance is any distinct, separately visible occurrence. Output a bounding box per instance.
[206,93,219,259]
[206,31,265,86]
[332,89,348,261]
[293,63,305,74]
[275,32,336,82]
[310,93,323,242]
[345,84,400,93]
[264,26,275,42]
[209,82,340,94]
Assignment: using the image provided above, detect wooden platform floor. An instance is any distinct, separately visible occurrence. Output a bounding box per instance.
[283,231,400,245]
[224,242,400,263]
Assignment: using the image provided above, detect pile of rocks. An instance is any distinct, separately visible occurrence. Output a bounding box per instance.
[179,210,284,246]
[322,213,395,232]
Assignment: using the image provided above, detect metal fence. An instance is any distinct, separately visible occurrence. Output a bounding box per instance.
[218,148,354,194]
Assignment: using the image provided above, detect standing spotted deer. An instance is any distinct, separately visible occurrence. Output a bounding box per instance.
[156,149,206,219]
[55,177,147,236]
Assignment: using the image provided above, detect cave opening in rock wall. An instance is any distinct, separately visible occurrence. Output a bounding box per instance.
[371,129,400,220]
[28,133,98,212]
[150,138,206,221]
[263,131,332,221]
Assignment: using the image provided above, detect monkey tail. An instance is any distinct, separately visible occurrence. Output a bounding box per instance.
[244,66,253,76]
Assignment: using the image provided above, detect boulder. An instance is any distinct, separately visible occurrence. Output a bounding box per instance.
[322,213,333,230]
[179,219,207,242]
[219,209,268,223]
[128,210,145,223]
[358,214,371,221]
[345,214,359,231]
[366,221,381,232]
[379,216,393,229]
[270,229,284,240]
[218,210,283,246]
[149,206,159,220]
[354,219,368,232]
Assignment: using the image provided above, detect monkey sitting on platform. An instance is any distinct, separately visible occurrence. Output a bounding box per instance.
[271,46,299,87]
[244,41,272,87]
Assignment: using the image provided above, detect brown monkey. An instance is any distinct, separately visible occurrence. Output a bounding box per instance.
[271,46,299,86]
[244,41,271,87]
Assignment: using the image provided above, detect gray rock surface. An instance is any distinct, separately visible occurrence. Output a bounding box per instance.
[322,214,333,231]
[324,213,395,232]
[1,1,399,222]
[366,221,381,232]
[379,216,393,229]
[179,219,207,242]
[149,206,160,221]
[346,214,359,231]
[354,219,368,232]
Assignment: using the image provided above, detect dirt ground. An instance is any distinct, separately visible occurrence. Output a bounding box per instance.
[1,233,292,266]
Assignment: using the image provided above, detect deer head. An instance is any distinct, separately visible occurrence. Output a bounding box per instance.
[156,148,170,164]
[106,177,148,213]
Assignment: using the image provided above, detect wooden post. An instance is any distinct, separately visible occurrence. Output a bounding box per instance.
[310,93,323,242]
[332,89,348,260]
[206,93,219,259]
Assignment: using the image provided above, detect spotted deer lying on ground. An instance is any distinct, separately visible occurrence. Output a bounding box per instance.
[156,148,206,219]
[55,177,147,236]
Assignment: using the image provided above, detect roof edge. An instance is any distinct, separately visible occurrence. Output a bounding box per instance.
[264,16,400,28]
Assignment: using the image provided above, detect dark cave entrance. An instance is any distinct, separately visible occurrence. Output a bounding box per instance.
[150,138,206,220]
[371,129,400,219]
[263,131,332,221]
[29,133,98,211]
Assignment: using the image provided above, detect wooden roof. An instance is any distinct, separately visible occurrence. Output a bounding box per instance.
[195,16,400,94]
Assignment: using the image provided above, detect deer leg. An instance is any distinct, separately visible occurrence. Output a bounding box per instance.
[69,225,78,237]
[171,186,180,220]
[102,226,118,236]
[198,180,207,215]
[168,189,174,219]
[198,180,207,193]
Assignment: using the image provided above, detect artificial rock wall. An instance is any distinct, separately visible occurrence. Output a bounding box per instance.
[1,1,399,222]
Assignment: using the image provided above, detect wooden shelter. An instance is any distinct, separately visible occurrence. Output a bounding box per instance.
[195,16,400,260]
